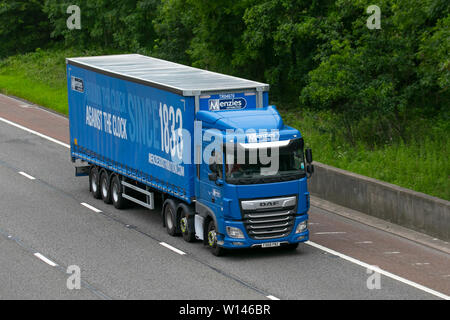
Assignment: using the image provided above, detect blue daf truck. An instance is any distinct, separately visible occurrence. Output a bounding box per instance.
[67,54,314,255]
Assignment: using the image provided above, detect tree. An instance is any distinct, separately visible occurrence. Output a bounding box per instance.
[0,0,51,57]
[300,0,450,145]
[43,0,159,51]
[235,0,334,102]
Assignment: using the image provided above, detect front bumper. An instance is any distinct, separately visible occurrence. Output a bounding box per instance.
[218,215,309,249]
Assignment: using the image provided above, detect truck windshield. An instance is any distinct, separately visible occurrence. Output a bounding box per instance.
[225,138,305,185]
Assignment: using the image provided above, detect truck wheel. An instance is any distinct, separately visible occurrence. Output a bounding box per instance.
[179,206,196,242]
[90,167,101,199]
[207,220,225,256]
[100,171,112,204]
[163,199,179,236]
[111,175,126,209]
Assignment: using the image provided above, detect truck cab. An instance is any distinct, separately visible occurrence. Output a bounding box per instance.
[194,99,312,255]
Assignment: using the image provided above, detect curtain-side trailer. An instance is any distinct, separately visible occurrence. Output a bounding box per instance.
[67,54,313,256]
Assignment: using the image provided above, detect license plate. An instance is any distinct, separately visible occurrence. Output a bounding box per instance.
[262,242,281,248]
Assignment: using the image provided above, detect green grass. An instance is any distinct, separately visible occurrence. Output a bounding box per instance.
[0,48,69,114]
[282,109,450,200]
[0,47,120,114]
[1,48,449,200]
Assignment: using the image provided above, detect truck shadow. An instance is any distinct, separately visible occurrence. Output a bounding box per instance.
[218,244,308,260]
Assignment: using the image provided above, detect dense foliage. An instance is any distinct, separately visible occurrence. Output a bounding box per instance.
[0,0,51,57]
[1,0,448,145]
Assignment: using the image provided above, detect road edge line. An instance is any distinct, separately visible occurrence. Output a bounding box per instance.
[0,116,70,149]
[306,240,449,300]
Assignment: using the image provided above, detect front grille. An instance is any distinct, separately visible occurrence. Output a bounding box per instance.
[240,197,297,240]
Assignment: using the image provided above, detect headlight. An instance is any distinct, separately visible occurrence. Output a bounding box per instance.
[295,220,308,234]
[226,226,245,239]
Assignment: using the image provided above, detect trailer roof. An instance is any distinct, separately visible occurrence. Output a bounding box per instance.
[67,54,269,96]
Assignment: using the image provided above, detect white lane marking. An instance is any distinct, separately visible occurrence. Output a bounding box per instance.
[306,241,449,300]
[314,232,347,235]
[81,202,102,213]
[34,253,58,267]
[412,262,430,266]
[0,116,70,149]
[266,295,280,300]
[384,251,401,255]
[159,242,186,255]
[18,171,36,180]
[356,241,373,244]
[2,115,448,300]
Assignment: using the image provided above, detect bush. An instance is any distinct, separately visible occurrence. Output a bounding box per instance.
[299,0,449,146]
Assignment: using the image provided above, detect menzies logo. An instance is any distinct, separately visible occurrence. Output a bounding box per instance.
[208,97,247,111]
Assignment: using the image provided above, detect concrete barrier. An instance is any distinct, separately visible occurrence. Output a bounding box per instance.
[308,162,450,241]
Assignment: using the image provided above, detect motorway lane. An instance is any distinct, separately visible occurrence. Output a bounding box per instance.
[0,156,266,299]
[0,233,99,299]
[0,114,443,299]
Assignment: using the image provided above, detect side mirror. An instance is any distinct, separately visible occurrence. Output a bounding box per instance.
[305,148,313,164]
[306,164,315,174]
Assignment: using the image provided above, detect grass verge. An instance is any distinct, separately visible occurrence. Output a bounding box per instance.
[282,109,449,200]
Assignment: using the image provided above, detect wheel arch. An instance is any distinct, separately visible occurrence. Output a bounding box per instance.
[195,201,219,245]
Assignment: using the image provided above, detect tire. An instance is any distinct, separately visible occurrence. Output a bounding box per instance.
[179,205,196,242]
[207,220,225,256]
[89,167,101,199]
[111,175,126,209]
[163,199,179,236]
[100,171,112,204]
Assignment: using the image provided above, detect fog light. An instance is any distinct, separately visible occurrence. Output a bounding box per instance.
[226,226,245,239]
[295,221,308,234]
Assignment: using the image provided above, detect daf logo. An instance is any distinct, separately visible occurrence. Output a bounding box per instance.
[260,201,279,207]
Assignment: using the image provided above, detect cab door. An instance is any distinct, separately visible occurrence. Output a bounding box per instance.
[198,142,224,218]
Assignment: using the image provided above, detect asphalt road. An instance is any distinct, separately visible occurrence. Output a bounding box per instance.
[0,96,448,300]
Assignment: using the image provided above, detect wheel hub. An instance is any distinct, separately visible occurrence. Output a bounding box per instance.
[208,230,217,247]
[92,179,97,193]
[180,217,187,233]
[112,185,119,202]
[166,209,173,230]
[102,180,107,197]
